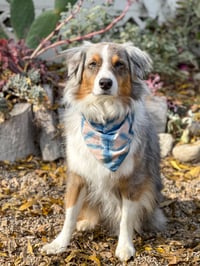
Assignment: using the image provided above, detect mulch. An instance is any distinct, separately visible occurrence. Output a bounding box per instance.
[0,156,199,266]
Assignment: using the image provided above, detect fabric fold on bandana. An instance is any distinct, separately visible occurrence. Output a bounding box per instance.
[81,113,134,172]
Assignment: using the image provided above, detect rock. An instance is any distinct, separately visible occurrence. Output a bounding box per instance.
[172,142,200,163]
[145,95,168,133]
[159,133,174,158]
[188,121,200,137]
[193,72,200,81]
[34,106,63,161]
[0,103,39,161]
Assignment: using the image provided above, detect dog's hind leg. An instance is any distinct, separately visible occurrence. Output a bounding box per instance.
[42,173,86,254]
[76,202,100,231]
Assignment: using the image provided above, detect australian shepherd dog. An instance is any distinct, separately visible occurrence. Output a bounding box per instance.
[42,42,166,262]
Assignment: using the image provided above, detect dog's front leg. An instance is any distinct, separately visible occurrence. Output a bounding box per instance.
[42,173,86,254]
[115,197,138,262]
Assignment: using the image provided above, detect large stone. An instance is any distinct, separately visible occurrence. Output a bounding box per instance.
[0,103,39,161]
[145,95,168,133]
[172,142,200,163]
[34,106,63,161]
[159,133,174,158]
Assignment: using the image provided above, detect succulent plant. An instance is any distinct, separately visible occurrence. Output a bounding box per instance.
[10,0,35,39]
[9,0,77,48]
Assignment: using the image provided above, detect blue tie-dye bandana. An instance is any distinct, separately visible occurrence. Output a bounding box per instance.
[81,113,134,172]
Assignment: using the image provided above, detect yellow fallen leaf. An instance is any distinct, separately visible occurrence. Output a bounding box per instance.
[178,163,190,170]
[179,83,190,89]
[156,247,165,253]
[88,255,101,266]
[26,155,34,162]
[19,199,36,211]
[41,236,47,243]
[1,202,13,211]
[42,206,50,216]
[144,245,152,252]
[170,160,182,170]
[40,164,52,171]
[0,252,7,257]
[14,257,22,265]
[65,251,77,263]
[27,239,33,254]
[188,166,200,179]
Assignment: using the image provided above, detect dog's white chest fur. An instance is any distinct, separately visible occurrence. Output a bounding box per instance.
[65,112,136,183]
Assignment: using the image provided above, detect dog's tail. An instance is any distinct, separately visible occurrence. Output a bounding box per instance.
[144,207,167,232]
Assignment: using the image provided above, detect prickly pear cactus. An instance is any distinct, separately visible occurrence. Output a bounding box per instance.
[10,0,76,48]
[26,0,74,49]
[54,0,77,13]
[25,10,60,49]
[10,0,35,39]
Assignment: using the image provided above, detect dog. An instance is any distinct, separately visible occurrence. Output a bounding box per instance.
[42,42,166,262]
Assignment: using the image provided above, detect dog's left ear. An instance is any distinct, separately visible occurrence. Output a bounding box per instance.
[123,43,152,79]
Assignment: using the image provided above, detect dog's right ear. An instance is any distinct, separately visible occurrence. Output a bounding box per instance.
[61,42,92,82]
[63,47,85,82]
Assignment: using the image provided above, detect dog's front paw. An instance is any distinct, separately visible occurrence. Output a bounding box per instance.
[115,242,135,262]
[41,239,68,255]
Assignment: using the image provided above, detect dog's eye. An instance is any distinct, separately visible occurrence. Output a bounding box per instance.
[114,61,125,69]
[88,61,98,69]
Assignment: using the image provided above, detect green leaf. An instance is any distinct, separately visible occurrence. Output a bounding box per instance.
[54,0,76,13]
[26,10,60,49]
[10,0,35,39]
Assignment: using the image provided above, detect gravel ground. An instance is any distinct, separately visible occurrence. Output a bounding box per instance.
[0,157,199,266]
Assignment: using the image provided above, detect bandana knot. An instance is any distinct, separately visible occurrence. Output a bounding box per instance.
[81,113,134,172]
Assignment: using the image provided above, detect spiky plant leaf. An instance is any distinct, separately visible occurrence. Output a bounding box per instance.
[10,0,35,39]
[26,10,60,49]
[54,0,77,13]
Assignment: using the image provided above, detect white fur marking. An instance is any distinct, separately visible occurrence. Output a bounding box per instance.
[93,45,118,96]
[42,188,86,254]
[115,198,138,261]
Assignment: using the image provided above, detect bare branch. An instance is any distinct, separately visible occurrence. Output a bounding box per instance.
[29,0,84,59]
[29,0,133,59]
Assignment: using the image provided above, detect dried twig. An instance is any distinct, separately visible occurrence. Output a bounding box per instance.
[29,0,133,59]
[29,0,84,59]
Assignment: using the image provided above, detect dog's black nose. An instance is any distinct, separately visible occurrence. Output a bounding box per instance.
[99,78,113,90]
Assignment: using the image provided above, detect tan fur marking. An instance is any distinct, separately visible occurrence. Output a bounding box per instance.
[111,54,132,97]
[65,172,85,208]
[112,54,120,65]
[118,73,132,97]
[76,71,95,99]
[92,54,102,65]
[78,201,100,225]
[118,177,154,201]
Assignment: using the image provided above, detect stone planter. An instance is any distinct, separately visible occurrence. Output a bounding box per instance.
[0,102,63,162]
[0,103,39,161]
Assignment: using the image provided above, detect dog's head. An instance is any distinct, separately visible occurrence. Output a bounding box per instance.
[63,42,152,121]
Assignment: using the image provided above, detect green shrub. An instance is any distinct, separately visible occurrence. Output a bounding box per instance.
[59,0,200,78]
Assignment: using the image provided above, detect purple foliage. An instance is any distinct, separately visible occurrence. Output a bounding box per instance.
[145,74,163,94]
[0,39,55,91]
